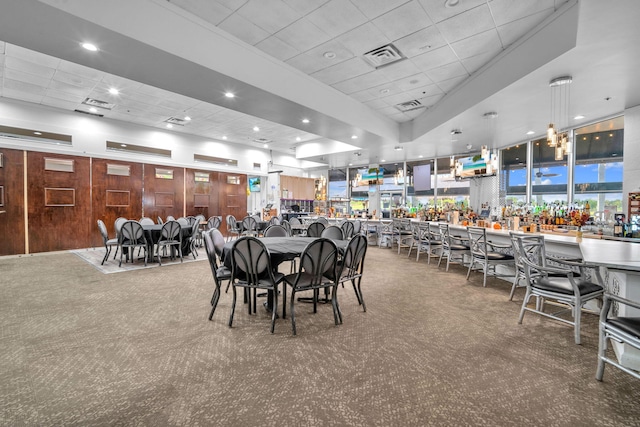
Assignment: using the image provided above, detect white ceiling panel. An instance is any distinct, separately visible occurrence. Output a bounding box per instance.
[450,29,503,60]
[435,4,495,43]
[217,12,269,45]
[334,22,389,56]
[4,56,56,79]
[372,1,433,41]
[435,75,468,93]
[52,70,100,89]
[4,67,50,88]
[40,96,79,111]
[46,88,86,103]
[350,0,412,20]
[236,0,302,34]
[393,26,447,59]
[377,59,423,81]
[213,0,247,11]
[255,35,300,62]
[425,61,469,84]
[410,45,458,71]
[285,51,332,75]
[281,0,329,15]
[332,70,391,94]
[418,0,488,24]
[274,17,331,52]
[171,0,233,25]
[306,0,369,38]
[489,0,555,27]
[310,57,371,86]
[461,50,501,75]
[497,10,554,47]
[3,88,44,103]
[394,73,433,92]
[5,43,60,68]
[56,60,105,82]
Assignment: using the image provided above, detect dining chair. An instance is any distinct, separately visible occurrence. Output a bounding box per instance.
[113,217,127,260]
[418,223,443,264]
[280,220,292,237]
[306,222,325,238]
[282,238,340,335]
[437,223,470,271]
[332,234,368,318]
[341,221,355,239]
[207,216,222,230]
[596,293,640,381]
[157,216,164,225]
[228,237,284,333]
[514,234,604,345]
[187,219,201,258]
[241,216,258,237]
[465,226,515,287]
[167,215,176,221]
[263,224,288,237]
[155,220,183,266]
[139,217,155,226]
[316,217,329,226]
[268,216,280,226]
[352,220,362,236]
[203,229,231,321]
[226,214,241,241]
[321,225,344,240]
[96,219,118,265]
[118,220,148,267]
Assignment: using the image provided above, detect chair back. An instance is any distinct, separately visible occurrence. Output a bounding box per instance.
[195,214,206,224]
[230,237,272,287]
[167,215,175,221]
[263,224,288,237]
[321,225,344,240]
[114,217,127,233]
[268,216,280,226]
[120,220,146,245]
[241,216,257,233]
[352,220,362,235]
[186,216,198,227]
[157,216,164,225]
[512,234,547,283]
[203,230,221,274]
[210,228,227,258]
[316,217,329,226]
[97,219,109,243]
[306,222,325,237]
[226,215,238,231]
[438,223,453,251]
[281,220,292,236]
[341,221,355,239]
[139,217,154,226]
[341,234,368,278]
[428,223,442,243]
[208,216,222,230]
[160,220,181,241]
[177,217,189,226]
[467,226,488,260]
[296,238,338,290]
[289,216,301,226]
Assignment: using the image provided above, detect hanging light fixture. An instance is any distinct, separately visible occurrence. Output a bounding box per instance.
[547,76,572,160]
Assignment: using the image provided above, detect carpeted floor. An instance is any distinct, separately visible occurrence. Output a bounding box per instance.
[70,247,206,274]
[1,245,639,426]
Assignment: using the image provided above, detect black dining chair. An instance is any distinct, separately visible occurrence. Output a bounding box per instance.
[97,219,118,265]
[280,220,292,237]
[241,216,258,237]
[328,234,368,318]
[306,222,325,238]
[204,229,232,321]
[321,225,344,240]
[155,220,183,266]
[207,216,222,230]
[341,221,355,239]
[226,214,241,241]
[118,220,148,267]
[228,237,284,333]
[263,224,288,237]
[282,238,340,335]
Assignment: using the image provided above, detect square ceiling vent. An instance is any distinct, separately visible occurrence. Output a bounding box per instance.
[395,100,425,112]
[363,43,405,69]
[165,117,188,126]
[82,98,115,110]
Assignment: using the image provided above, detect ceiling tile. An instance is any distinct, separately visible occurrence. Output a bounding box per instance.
[310,57,371,85]
[489,0,556,27]
[255,36,300,61]
[47,80,93,98]
[4,67,50,87]
[285,52,329,75]
[350,89,378,103]
[450,29,503,60]
[217,12,270,45]
[417,92,443,107]
[425,61,468,83]
[364,98,389,109]
[4,56,56,79]
[170,0,233,25]
[365,81,403,99]
[381,91,416,106]
[5,43,60,68]
[300,39,355,65]
[57,61,104,82]
[393,72,433,91]
[0,41,5,54]
[410,45,458,71]
[281,0,330,15]
[350,0,412,20]
[52,70,100,89]
[2,88,45,103]
[377,59,422,81]
[274,17,331,52]
[497,10,554,47]
[46,88,85,103]
[436,4,495,43]
[307,0,368,38]
[334,22,389,56]
[406,83,442,99]
[372,1,433,41]
[40,96,79,111]
[236,0,302,34]
[213,0,247,12]
[418,0,487,24]
[461,50,501,75]
[393,26,447,58]
[332,70,391,94]
[3,78,46,97]
[436,75,467,93]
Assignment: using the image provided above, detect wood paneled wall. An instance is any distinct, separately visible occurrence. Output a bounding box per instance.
[0,148,26,255]
[0,148,248,255]
[27,151,92,253]
[143,163,185,221]
[91,159,143,246]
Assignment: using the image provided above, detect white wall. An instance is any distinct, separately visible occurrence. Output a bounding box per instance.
[623,104,640,215]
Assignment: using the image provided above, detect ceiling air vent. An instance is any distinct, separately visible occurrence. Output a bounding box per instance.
[74,109,104,117]
[82,98,115,110]
[362,43,405,69]
[252,138,272,144]
[165,117,188,126]
[395,100,425,112]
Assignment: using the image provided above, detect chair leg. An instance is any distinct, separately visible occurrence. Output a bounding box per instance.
[574,301,582,345]
[290,290,297,335]
[466,260,474,280]
[101,247,110,265]
[228,286,237,327]
[518,289,532,324]
[596,326,608,381]
[509,274,521,301]
[208,286,220,320]
[270,285,277,334]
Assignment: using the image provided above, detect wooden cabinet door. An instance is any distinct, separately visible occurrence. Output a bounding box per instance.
[0,148,25,255]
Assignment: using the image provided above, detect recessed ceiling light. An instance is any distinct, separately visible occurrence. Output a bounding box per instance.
[121,144,127,148]
[253,126,260,132]
[394,146,403,151]
[33,131,42,135]
[184,116,191,121]
[349,163,353,166]
[526,130,535,135]
[323,51,336,59]
[296,137,301,142]
[609,133,614,137]
[445,0,460,7]
[574,115,585,120]
[81,42,98,51]
[228,159,233,162]
[222,136,227,140]
[263,143,269,148]
[418,155,423,158]
[89,107,98,113]
[351,135,358,139]
[224,92,235,98]
[302,118,310,124]
[380,159,386,162]
[108,88,119,95]
[380,88,390,94]
[166,123,173,129]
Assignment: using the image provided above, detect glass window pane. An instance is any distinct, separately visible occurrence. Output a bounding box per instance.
[531,138,568,204]
[500,143,527,205]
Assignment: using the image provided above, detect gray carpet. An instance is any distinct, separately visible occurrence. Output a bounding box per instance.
[70,247,206,274]
[1,245,639,426]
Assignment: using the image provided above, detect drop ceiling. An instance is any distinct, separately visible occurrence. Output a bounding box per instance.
[1,0,640,169]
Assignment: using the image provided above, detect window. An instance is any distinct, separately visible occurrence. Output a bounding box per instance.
[44,158,74,172]
[531,138,568,204]
[194,171,210,182]
[406,159,435,209]
[155,168,173,179]
[436,157,469,209]
[573,116,623,217]
[500,143,527,204]
[107,164,130,176]
[328,168,347,200]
